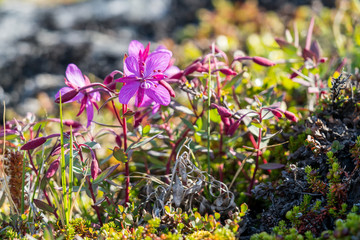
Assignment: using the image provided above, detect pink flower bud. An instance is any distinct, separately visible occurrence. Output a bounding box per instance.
[227,119,241,136]
[169,71,184,79]
[55,89,78,103]
[159,80,176,97]
[252,57,276,67]
[210,103,232,118]
[21,137,47,150]
[270,109,283,118]
[45,159,60,178]
[115,135,122,148]
[91,159,99,180]
[219,68,237,76]
[183,62,202,76]
[63,120,83,128]
[284,111,298,122]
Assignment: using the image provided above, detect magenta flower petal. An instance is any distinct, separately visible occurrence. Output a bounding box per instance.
[66,64,86,88]
[145,84,170,106]
[90,90,101,102]
[125,56,140,76]
[136,87,145,107]
[115,75,137,83]
[164,65,180,77]
[128,40,144,57]
[144,52,171,78]
[118,81,140,104]
[86,100,94,127]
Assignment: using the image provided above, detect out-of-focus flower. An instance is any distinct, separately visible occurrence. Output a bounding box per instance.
[55,64,100,127]
[116,40,178,107]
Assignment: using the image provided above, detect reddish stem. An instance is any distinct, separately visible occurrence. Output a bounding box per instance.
[27,150,58,219]
[247,125,262,195]
[122,104,129,204]
[86,177,103,226]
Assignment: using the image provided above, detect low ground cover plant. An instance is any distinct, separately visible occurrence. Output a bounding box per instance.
[1,0,360,239]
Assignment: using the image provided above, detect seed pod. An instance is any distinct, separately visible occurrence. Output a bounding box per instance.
[21,137,47,150]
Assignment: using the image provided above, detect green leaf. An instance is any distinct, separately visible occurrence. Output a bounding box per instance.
[142,125,151,136]
[93,164,120,185]
[223,72,244,90]
[214,212,220,220]
[241,203,248,214]
[113,147,128,163]
[259,163,285,170]
[33,199,56,213]
[127,131,163,153]
[181,118,195,131]
[82,141,101,151]
[262,129,282,141]
[210,109,221,123]
[170,102,195,115]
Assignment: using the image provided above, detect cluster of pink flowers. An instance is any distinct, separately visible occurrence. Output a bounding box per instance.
[56,40,179,126]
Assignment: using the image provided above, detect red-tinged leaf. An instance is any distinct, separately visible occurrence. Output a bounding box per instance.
[33,199,56,213]
[259,163,285,170]
[252,57,276,67]
[21,137,47,150]
[335,58,347,74]
[310,40,320,61]
[45,159,60,178]
[274,37,290,48]
[305,16,315,50]
[302,48,316,61]
[55,89,78,103]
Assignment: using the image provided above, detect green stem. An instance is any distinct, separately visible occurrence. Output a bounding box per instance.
[68,126,73,222]
[59,93,68,225]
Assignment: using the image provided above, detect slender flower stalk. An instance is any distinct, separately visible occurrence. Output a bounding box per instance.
[68,126,74,222]
[207,57,212,174]
[59,93,69,225]
[122,104,129,204]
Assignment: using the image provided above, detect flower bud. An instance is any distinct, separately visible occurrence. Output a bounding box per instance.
[21,137,47,150]
[252,57,276,67]
[284,111,298,122]
[210,103,232,118]
[183,62,202,76]
[159,80,175,97]
[270,109,283,118]
[219,68,237,76]
[115,135,122,148]
[227,119,241,136]
[45,159,60,179]
[55,89,78,103]
[91,159,99,180]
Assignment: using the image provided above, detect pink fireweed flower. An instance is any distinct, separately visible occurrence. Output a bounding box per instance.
[55,64,100,128]
[116,40,177,107]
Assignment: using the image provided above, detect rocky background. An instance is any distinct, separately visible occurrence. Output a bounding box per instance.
[0,0,334,122]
